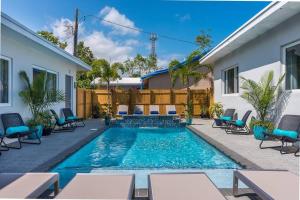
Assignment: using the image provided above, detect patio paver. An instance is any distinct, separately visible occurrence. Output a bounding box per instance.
[190,119,299,175]
[0,119,106,173]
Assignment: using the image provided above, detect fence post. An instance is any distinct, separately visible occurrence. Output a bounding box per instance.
[83,89,87,119]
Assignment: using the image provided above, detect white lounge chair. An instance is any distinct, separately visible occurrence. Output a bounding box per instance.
[149,105,160,115]
[56,174,135,199]
[117,105,129,115]
[149,173,226,200]
[233,170,299,200]
[166,105,177,115]
[133,105,144,115]
[0,173,59,199]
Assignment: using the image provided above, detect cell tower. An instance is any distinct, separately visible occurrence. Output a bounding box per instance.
[150,33,158,57]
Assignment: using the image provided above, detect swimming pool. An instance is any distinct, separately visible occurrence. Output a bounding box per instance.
[52,127,241,188]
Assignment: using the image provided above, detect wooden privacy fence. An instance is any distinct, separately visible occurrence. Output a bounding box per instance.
[77,88,213,118]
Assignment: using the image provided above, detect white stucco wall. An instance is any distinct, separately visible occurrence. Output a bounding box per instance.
[213,12,300,123]
[0,25,80,128]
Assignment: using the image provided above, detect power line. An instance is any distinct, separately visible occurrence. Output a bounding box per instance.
[81,14,198,46]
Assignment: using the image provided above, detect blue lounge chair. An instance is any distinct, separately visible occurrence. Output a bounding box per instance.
[212,109,235,128]
[50,109,75,132]
[133,105,144,115]
[62,108,85,127]
[1,113,41,149]
[258,115,300,156]
[225,110,252,134]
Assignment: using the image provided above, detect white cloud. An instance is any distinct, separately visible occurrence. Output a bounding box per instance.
[84,31,134,62]
[157,53,185,68]
[99,6,139,36]
[175,13,191,22]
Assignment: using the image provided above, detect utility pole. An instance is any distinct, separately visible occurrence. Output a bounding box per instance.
[73,8,79,57]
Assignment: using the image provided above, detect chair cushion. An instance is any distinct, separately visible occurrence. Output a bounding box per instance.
[67,116,78,120]
[273,128,298,139]
[235,120,244,127]
[118,111,128,115]
[6,126,29,136]
[134,111,143,115]
[58,118,66,125]
[253,126,267,140]
[168,111,177,115]
[150,111,159,115]
[220,116,231,121]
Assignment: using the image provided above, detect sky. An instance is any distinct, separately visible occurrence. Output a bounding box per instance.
[1,0,270,68]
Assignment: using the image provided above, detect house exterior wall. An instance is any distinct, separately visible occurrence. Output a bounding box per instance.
[146,71,212,90]
[213,12,300,122]
[0,25,79,126]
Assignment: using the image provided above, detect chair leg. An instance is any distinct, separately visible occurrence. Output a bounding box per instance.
[259,139,264,149]
[295,146,299,157]
[0,138,9,151]
[21,131,41,145]
[5,135,22,149]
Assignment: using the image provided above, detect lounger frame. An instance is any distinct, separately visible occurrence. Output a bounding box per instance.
[50,109,75,133]
[62,108,85,127]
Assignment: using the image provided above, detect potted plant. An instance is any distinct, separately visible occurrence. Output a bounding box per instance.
[200,105,209,118]
[92,105,101,118]
[185,101,193,125]
[240,70,284,138]
[103,105,112,126]
[209,102,224,126]
[18,71,64,138]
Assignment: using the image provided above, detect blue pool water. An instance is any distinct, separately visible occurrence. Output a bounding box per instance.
[52,128,241,188]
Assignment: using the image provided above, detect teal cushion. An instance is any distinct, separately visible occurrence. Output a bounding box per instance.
[235,120,244,127]
[253,126,267,140]
[0,130,3,137]
[273,129,298,139]
[67,116,78,120]
[58,118,65,125]
[6,126,29,136]
[28,125,43,139]
[220,116,231,121]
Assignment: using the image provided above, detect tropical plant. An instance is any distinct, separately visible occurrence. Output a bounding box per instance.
[209,102,224,118]
[19,71,65,126]
[89,59,122,115]
[240,70,285,122]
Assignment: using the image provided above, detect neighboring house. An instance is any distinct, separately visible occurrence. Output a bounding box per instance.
[91,77,142,90]
[142,56,212,90]
[200,2,300,122]
[0,12,91,127]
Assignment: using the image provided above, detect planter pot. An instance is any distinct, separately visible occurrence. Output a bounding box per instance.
[105,116,111,126]
[186,118,192,125]
[28,125,43,139]
[42,127,53,136]
[253,125,267,140]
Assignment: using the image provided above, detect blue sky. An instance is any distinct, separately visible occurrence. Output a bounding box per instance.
[2,0,270,67]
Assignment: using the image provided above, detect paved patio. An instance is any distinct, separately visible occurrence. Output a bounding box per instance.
[0,119,106,172]
[190,119,299,175]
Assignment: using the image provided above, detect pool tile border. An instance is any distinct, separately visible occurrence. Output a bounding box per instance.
[187,126,262,170]
[32,127,108,172]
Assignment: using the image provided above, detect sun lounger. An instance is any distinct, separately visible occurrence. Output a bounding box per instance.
[149,105,160,115]
[149,173,226,200]
[133,105,144,115]
[56,174,134,199]
[233,170,299,200]
[212,108,235,128]
[62,108,85,127]
[117,105,129,115]
[258,115,300,156]
[166,105,177,116]
[0,173,59,199]
[225,110,252,134]
[50,109,75,132]
[1,113,41,149]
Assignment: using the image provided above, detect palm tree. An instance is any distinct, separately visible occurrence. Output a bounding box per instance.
[169,50,207,117]
[19,71,65,120]
[89,59,122,115]
[240,70,285,122]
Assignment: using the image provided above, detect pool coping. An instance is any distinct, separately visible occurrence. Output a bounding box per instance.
[31,126,108,172]
[187,126,262,170]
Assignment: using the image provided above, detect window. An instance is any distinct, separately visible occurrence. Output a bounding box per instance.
[224,66,239,94]
[286,43,300,90]
[0,56,11,105]
[33,67,58,100]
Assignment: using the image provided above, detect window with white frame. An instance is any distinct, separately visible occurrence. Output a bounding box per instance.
[33,67,58,100]
[0,56,11,105]
[223,66,239,94]
[286,43,300,90]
